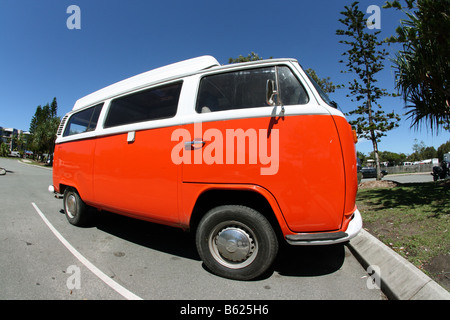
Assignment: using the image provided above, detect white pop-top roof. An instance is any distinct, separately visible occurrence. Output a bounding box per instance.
[72,55,220,111]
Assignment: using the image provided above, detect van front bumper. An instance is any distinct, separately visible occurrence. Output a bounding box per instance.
[285,209,362,246]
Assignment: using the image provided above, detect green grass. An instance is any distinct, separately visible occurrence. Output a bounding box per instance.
[357,180,449,282]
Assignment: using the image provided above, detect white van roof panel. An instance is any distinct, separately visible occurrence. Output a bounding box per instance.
[73,55,220,111]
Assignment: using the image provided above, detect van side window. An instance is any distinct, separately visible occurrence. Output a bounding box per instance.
[104,82,182,128]
[277,66,309,105]
[63,103,103,137]
[196,67,275,113]
[196,66,309,113]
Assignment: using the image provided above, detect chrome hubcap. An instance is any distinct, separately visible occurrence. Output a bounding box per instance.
[66,194,76,219]
[209,222,257,269]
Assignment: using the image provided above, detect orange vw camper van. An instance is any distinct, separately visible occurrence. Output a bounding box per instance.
[50,56,362,280]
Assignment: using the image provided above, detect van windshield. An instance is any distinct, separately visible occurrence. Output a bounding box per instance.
[306,73,338,109]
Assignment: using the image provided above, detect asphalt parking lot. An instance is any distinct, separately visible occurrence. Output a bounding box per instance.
[0,158,386,301]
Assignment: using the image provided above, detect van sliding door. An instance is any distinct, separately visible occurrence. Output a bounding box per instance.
[93,82,182,225]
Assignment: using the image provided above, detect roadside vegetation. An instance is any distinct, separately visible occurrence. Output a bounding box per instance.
[357,180,449,291]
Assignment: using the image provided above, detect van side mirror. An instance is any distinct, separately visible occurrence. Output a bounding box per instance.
[266,80,277,106]
[266,79,285,114]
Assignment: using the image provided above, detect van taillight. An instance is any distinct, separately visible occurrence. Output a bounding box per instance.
[352,129,358,144]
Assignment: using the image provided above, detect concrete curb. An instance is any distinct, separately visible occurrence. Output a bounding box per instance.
[348,229,450,300]
[18,159,52,171]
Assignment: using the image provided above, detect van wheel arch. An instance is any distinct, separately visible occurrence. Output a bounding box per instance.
[63,187,92,226]
[196,204,278,280]
[189,189,284,242]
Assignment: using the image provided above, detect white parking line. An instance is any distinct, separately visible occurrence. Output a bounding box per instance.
[31,202,143,300]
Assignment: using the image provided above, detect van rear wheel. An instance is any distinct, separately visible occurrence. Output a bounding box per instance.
[196,205,278,280]
[63,188,90,226]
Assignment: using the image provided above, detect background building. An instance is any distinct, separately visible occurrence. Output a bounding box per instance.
[0,126,31,154]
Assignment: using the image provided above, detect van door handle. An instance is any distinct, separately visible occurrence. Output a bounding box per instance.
[185,140,206,150]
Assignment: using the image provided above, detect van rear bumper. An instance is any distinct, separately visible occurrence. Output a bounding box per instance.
[48,184,63,198]
[285,209,362,246]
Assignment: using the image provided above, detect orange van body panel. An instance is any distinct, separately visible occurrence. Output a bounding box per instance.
[176,115,346,233]
[53,113,356,234]
[179,183,291,234]
[332,115,358,218]
[92,128,180,226]
[53,139,96,200]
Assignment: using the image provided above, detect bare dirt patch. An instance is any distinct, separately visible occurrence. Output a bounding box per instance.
[358,180,399,190]
[423,254,450,291]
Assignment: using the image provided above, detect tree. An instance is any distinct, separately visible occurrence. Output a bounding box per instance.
[336,1,401,180]
[228,52,269,64]
[29,98,60,162]
[376,150,407,166]
[422,146,437,160]
[229,53,340,95]
[0,142,9,157]
[412,139,426,155]
[437,140,450,162]
[357,151,367,165]
[384,0,450,133]
[229,52,339,91]
[305,68,341,94]
[408,139,439,160]
[29,105,43,135]
[12,132,25,153]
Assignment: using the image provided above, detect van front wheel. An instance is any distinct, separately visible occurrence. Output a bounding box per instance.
[63,188,90,226]
[196,205,278,280]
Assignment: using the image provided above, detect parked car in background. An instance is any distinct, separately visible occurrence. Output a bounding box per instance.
[361,167,388,179]
[357,158,362,184]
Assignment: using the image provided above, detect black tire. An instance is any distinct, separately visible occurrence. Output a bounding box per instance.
[63,188,90,226]
[196,205,278,280]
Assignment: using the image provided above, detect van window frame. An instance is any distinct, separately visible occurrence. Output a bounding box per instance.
[276,65,310,106]
[195,64,309,114]
[103,80,183,129]
[63,103,103,137]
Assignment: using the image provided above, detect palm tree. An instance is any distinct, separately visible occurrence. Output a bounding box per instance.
[387,0,450,133]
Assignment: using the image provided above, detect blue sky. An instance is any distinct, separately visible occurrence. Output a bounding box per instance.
[0,0,448,155]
